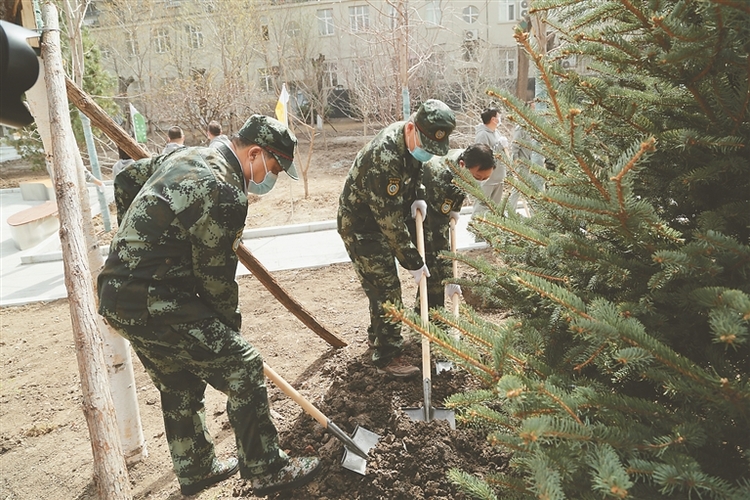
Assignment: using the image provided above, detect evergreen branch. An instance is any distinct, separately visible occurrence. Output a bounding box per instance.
[488,88,563,147]
[574,342,608,372]
[574,154,610,200]
[472,215,549,247]
[514,275,592,321]
[611,137,656,220]
[512,30,565,125]
[537,384,584,425]
[713,0,750,14]
[385,306,500,381]
[447,469,500,500]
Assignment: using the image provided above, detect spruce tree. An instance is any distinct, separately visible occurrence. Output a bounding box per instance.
[390,1,750,498]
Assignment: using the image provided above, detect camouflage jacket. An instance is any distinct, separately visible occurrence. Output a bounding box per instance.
[423,149,466,224]
[338,121,425,270]
[98,145,247,329]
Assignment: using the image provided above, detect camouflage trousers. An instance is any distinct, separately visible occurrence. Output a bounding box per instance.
[338,230,405,367]
[108,317,288,486]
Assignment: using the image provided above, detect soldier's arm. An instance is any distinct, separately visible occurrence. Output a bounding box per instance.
[182,183,245,330]
[365,160,424,270]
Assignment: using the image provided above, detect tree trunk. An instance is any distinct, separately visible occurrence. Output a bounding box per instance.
[41,4,132,499]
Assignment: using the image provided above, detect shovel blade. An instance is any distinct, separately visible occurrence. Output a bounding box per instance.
[340,425,380,475]
[435,360,454,373]
[402,405,456,430]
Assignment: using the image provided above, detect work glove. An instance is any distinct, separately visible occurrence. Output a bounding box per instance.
[449,211,460,224]
[411,199,427,220]
[408,264,430,286]
[445,283,462,298]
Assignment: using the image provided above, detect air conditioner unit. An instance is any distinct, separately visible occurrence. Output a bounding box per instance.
[561,55,577,69]
[464,29,478,41]
[520,0,529,17]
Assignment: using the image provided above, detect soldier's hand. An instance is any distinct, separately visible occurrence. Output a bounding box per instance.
[409,264,430,285]
[449,211,460,224]
[411,200,427,220]
[445,283,462,298]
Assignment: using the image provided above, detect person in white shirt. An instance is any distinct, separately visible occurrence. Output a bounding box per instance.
[472,107,509,217]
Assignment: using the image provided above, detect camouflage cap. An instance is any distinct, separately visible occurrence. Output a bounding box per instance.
[412,99,456,156]
[238,115,299,179]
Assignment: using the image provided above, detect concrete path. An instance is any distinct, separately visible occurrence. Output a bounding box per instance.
[1,186,486,307]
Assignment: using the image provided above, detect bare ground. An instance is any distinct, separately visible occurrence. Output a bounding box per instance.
[0,124,508,499]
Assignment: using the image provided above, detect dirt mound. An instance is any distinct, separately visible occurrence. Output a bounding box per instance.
[233,342,508,499]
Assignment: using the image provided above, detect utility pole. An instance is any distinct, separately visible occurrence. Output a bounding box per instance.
[398,0,410,119]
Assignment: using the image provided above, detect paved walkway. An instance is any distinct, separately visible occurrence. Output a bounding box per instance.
[1,185,486,307]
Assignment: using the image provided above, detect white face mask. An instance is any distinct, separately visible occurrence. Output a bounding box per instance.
[247,151,278,196]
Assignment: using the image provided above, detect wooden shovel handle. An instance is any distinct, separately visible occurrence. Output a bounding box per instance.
[415,211,431,379]
[450,219,460,318]
[263,362,328,428]
[236,243,347,348]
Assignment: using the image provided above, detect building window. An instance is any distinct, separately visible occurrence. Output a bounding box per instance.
[258,68,274,92]
[286,21,300,38]
[462,5,479,24]
[126,32,138,57]
[425,1,441,25]
[317,9,334,36]
[187,25,203,49]
[323,62,338,88]
[154,28,170,54]
[349,5,370,32]
[388,4,398,30]
[500,0,523,22]
[499,47,517,77]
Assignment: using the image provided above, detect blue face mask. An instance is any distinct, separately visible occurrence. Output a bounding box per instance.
[247,152,278,196]
[410,146,433,163]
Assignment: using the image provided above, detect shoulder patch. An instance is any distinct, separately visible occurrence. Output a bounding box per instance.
[440,198,453,215]
[387,178,401,196]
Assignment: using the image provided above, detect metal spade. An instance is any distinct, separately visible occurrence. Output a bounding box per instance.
[263,363,380,475]
[402,211,456,429]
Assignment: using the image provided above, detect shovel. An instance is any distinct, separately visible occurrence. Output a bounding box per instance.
[436,218,460,374]
[263,363,380,475]
[402,210,456,429]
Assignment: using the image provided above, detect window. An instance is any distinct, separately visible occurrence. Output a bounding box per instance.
[286,21,300,38]
[154,28,170,54]
[462,5,479,24]
[323,62,338,88]
[500,0,521,22]
[187,25,203,49]
[499,47,517,77]
[317,9,334,36]
[425,1,441,25]
[349,5,370,32]
[388,4,398,30]
[258,68,274,92]
[126,32,138,57]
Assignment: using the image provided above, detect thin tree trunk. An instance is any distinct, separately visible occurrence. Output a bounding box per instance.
[41,4,131,499]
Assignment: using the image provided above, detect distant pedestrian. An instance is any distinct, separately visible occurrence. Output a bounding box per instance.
[207,120,230,148]
[162,126,185,154]
[338,99,456,377]
[472,107,509,217]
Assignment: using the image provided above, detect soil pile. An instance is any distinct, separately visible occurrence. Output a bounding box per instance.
[235,342,509,499]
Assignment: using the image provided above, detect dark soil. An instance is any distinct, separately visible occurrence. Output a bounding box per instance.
[234,341,508,500]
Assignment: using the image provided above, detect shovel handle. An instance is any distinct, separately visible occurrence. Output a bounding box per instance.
[415,211,431,381]
[263,362,327,429]
[449,219,460,318]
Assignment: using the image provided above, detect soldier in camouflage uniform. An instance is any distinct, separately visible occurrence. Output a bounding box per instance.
[407,144,495,309]
[98,115,320,497]
[337,100,456,377]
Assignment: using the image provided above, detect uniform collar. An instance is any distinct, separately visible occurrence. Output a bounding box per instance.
[217,143,246,191]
